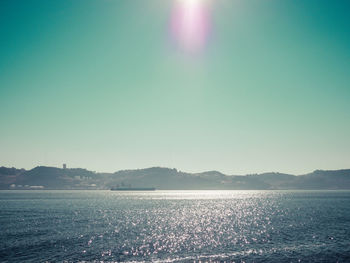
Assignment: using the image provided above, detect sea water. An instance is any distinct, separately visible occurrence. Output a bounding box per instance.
[0,190,349,262]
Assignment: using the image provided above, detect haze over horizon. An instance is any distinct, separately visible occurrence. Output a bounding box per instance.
[1,0,350,175]
[3,163,350,177]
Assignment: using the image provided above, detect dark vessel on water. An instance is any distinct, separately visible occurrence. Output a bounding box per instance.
[111,187,156,191]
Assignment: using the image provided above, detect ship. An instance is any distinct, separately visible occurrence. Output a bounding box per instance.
[110,187,156,191]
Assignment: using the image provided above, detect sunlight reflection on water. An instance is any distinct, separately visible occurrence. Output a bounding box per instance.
[1,190,349,262]
[110,190,279,200]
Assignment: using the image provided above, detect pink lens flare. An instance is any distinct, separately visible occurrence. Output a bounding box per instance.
[170,0,211,52]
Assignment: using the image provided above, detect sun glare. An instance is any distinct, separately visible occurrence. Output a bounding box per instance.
[171,0,211,52]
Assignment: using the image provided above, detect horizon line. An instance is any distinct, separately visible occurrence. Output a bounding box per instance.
[2,164,350,177]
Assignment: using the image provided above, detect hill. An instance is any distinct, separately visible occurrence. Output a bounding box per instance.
[1,166,350,190]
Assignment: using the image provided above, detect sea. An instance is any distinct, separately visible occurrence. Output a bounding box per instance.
[0,190,349,262]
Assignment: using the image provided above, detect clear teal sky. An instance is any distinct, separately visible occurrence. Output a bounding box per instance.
[1,0,349,174]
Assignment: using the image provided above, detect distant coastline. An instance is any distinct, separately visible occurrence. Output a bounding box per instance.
[1,166,350,190]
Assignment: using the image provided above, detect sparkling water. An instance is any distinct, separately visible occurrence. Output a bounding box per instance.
[1,190,349,262]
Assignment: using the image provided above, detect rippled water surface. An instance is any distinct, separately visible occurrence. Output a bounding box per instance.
[1,190,350,262]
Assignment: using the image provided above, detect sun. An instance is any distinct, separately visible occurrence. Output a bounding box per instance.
[170,0,211,52]
[183,0,201,8]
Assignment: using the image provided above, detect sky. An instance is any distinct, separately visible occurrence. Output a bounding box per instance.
[0,0,350,175]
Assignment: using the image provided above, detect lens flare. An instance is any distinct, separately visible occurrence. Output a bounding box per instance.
[170,0,211,52]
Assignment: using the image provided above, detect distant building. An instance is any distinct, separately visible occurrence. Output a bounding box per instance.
[63,164,67,169]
